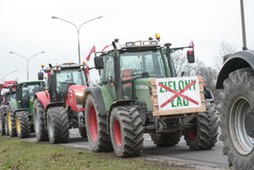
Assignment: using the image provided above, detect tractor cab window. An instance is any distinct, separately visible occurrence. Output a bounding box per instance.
[120,50,166,99]
[100,56,114,83]
[56,68,86,95]
[20,82,44,108]
[120,50,166,79]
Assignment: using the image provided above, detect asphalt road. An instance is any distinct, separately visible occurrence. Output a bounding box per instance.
[21,129,230,170]
[58,129,230,170]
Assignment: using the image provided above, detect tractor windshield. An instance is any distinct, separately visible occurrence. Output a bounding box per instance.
[21,83,44,98]
[56,68,86,86]
[120,50,166,78]
[56,68,86,95]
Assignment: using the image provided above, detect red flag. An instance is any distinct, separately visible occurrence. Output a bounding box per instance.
[189,41,194,48]
[102,45,110,52]
[86,46,96,61]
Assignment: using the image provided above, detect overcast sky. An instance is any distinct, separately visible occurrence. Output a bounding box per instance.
[0,0,253,81]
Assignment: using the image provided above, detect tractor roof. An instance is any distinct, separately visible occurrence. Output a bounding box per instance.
[18,80,45,86]
[55,62,83,69]
[100,40,161,54]
[2,80,18,88]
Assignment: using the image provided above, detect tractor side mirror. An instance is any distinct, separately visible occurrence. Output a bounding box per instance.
[187,50,195,63]
[181,71,186,77]
[38,72,44,80]
[94,56,104,69]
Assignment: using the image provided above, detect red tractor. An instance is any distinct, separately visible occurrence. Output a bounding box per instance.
[33,63,88,143]
[0,80,17,135]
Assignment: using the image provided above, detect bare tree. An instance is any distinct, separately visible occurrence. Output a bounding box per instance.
[214,41,237,71]
[171,51,198,76]
[172,51,220,104]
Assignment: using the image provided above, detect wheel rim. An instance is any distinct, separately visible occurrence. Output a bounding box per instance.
[16,116,21,134]
[8,111,12,131]
[34,108,39,133]
[47,115,53,139]
[187,126,197,141]
[230,97,254,155]
[89,105,98,142]
[114,119,122,146]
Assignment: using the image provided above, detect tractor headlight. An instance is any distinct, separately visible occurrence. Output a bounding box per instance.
[75,91,83,97]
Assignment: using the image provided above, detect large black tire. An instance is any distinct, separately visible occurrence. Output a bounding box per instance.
[219,67,254,169]
[7,108,17,137]
[47,106,69,144]
[4,115,9,136]
[33,98,49,141]
[150,132,182,147]
[85,94,112,152]
[79,127,87,139]
[15,111,30,138]
[183,102,218,150]
[110,106,144,157]
[0,112,5,135]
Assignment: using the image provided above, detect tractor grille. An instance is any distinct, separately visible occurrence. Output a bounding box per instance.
[76,95,83,105]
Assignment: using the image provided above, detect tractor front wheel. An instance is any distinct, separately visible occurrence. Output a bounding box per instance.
[4,115,9,136]
[33,99,48,141]
[16,111,30,138]
[85,94,112,152]
[47,106,69,144]
[183,102,218,150]
[110,106,144,157]
[0,112,5,135]
[7,109,16,137]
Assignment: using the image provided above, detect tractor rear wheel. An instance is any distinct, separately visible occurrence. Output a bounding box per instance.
[47,106,69,144]
[7,109,16,137]
[85,94,112,152]
[15,111,30,138]
[219,67,254,169]
[150,132,182,147]
[33,98,48,141]
[110,106,144,157]
[0,112,5,135]
[183,102,218,150]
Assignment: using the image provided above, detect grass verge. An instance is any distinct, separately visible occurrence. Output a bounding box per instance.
[0,136,182,170]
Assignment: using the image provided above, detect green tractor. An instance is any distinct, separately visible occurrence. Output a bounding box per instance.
[83,37,219,157]
[7,80,45,138]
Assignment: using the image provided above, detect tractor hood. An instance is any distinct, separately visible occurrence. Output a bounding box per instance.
[66,84,87,112]
[68,84,86,97]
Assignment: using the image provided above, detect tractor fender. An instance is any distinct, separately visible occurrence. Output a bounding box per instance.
[14,108,30,114]
[108,100,135,114]
[216,50,254,89]
[46,102,65,112]
[83,86,107,115]
[34,91,50,110]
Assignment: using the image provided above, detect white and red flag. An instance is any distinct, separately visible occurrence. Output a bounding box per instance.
[84,46,99,85]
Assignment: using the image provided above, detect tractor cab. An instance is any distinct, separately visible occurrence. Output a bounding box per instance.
[46,63,88,103]
[95,38,194,102]
[16,81,45,109]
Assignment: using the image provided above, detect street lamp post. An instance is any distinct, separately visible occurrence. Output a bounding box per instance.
[9,51,45,80]
[52,15,103,64]
[0,70,17,81]
[240,0,247,50]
